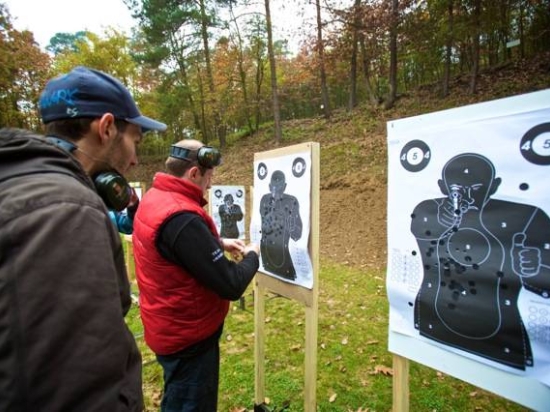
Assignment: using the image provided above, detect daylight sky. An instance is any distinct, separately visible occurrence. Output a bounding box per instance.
[4,0,137,50]
[3,0,318,54]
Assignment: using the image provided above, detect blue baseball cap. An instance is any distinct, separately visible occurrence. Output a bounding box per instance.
[39,66,167,133]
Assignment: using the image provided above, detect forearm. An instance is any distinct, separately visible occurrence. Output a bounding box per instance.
[161,214,259,300]
[209,252,259,300]
[183,236,259,300]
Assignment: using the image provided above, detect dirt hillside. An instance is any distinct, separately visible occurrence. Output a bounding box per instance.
[127,53,550,273]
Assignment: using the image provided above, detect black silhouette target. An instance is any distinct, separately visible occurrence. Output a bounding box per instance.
[447,228,491,266]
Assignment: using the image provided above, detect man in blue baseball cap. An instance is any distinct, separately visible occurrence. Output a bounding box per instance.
[39,66,167,133]
[0,66,166,411]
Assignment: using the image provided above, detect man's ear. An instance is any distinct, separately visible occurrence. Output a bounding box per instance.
[97,113,118,144]
[187,165,200,181]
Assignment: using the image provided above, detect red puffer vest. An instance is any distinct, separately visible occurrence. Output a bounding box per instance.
[132,172,229,355]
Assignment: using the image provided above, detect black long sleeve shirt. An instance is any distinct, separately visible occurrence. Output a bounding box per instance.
[156,212,259,301]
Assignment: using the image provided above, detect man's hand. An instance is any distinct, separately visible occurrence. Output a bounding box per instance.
[243,243,260,257]
[221,239,259,261]
[221,238,245,254]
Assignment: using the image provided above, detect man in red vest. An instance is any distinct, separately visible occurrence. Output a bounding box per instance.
[133,139,259,411]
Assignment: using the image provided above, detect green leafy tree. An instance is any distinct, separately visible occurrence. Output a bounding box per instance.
[316,0,331,118]
[264,0,282,143]
[51,29,164,133]
[246,15,268,131]
[46,31,88,55]
[0,3,51,130]
[51,30,137,80]
[126,0,235,146]
[226,1,256,135]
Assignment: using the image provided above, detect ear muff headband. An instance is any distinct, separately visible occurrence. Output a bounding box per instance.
[170,145,222,168]
[46,136,77,153]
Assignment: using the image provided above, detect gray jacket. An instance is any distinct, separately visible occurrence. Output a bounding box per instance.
[0,128,143,411]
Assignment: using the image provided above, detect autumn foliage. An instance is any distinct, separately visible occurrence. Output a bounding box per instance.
[1,0,549,144]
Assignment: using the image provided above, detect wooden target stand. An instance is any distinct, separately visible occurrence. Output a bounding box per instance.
[122,181,146,288]
[391,353,409,411]
[252,142,320,412]
[385,90,550,412]
[207,185,249,309]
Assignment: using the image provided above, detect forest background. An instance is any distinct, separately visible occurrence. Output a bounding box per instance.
[2,0,549,146]
[2,0,550,410]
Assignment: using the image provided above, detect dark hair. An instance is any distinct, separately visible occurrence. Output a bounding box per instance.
[44,118,129,142]
[197,164,208,175]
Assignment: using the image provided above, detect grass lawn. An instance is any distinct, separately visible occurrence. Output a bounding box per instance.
[124,250,530,411]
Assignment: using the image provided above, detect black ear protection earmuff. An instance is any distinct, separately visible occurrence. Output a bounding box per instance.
[170,145,222,168]
[46,136,132,211]
[93,172,132,211]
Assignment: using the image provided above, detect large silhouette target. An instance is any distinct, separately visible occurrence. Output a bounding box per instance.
[387,89,550,410]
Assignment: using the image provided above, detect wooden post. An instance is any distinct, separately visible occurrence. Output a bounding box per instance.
[392,354,410,412]
[304,141,320,412]
[254,282,267,406]
[124,234,134,284]
[304,303,318,411]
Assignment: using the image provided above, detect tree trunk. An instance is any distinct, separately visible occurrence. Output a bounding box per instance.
[199,0,225,147]
[229,4,253,134]
[519,1,525,59]
[265,0,282,143]
[384,0,399,109]
[254,49,265,132]
[316,0,331,118]
[442,0,454,97]
[173,39,202,139]
[195,63,210,144]
[500,0,510,62]
[348,0,361,111]
[469,0,481,95]
[359,34,378,106]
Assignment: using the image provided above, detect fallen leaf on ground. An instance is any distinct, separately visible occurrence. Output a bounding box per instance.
[370,365,393,376]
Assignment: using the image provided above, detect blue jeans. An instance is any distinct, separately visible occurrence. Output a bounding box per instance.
[156,342,220,412]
